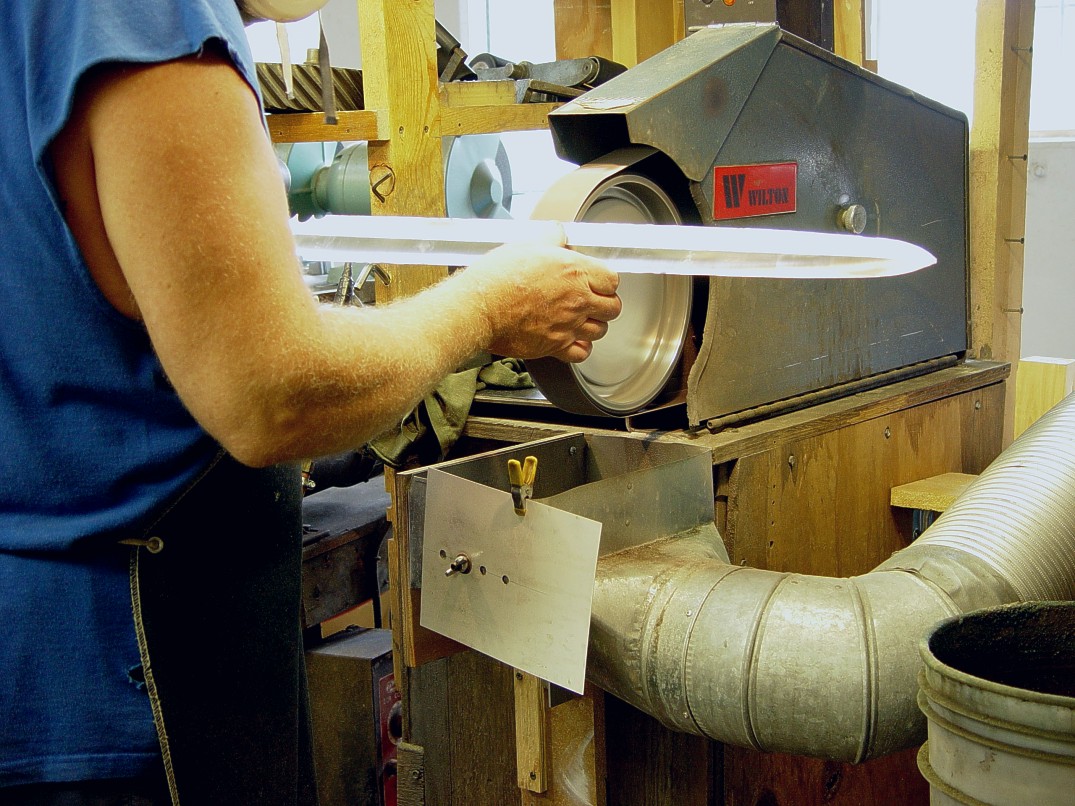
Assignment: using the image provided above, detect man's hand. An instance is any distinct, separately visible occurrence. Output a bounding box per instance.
[460,224,621,363]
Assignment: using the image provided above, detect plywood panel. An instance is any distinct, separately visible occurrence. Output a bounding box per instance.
[834,399,964,568]
[721,453,770,568]
[765,432,839,574]
[724,746,926,806]
[605,696,715,806]
[960,381,1007,473]
[446,651,519,805]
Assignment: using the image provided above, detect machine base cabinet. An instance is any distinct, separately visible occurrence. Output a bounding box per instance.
[391,363,1007,805]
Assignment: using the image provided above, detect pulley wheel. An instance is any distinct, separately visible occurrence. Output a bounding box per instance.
[527,163,692,416]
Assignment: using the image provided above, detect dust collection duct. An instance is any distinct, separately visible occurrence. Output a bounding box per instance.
[587,392,1075,762]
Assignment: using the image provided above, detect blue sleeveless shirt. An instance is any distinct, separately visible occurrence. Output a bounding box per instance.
[0,0,260,786]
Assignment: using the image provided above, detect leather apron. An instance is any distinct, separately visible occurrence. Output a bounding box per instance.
[127,451,318,806]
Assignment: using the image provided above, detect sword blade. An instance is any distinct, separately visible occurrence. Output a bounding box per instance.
[293,215,936,280]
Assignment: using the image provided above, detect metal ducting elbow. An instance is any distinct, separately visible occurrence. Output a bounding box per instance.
[588,393,1075,762]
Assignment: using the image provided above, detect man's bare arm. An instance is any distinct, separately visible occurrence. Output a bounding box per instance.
[50,51,619,466]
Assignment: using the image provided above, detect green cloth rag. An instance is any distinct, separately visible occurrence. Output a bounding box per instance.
[369,358,533,468]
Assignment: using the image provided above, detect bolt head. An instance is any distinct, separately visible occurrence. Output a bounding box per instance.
[839,204,868,234]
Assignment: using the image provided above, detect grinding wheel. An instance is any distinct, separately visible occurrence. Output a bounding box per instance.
[526,150,693,416]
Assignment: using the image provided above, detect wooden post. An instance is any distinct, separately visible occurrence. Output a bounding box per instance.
[610,0,679,67]
[357,0,449,302]
[969,0,1035,444]
[554,0,614,60]
[833,0,866,66]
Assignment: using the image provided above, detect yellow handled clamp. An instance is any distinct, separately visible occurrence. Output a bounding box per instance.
[507,455,538,515]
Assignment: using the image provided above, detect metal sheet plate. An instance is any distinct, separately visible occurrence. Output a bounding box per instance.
[420,469,602,693]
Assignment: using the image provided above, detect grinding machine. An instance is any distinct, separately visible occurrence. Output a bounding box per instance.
[405,30,1075,767]
[521,22,968,427]
[338,24,1075,775]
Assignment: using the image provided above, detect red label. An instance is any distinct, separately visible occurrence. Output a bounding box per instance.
[712,162,797,220]
[379,673,401,806]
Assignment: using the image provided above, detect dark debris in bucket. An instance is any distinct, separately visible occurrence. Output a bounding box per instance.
[928,601,1075,698]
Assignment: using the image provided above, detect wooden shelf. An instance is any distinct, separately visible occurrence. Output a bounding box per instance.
[267,90,557,144]
[890,472,978,513]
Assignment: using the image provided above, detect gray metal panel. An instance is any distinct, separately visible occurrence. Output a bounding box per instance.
[543,449,717,557]
[421,470,602,693]
[404,434,588,588]
[550,25,779,178]
[686,36,968,423]
[405,435,715,587]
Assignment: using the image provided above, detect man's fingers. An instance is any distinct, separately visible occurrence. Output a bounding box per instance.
[588,289,622,323]
[554,340,593,363]
[586,266,620,297]
[579,318,609,342]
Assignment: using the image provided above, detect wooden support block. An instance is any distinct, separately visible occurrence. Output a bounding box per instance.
[514,671,550,793]
[1014,356,1075,438]
[440,80,517,108]
[437,103,559,137]
[890,472,979,514]
[266,109,388,143]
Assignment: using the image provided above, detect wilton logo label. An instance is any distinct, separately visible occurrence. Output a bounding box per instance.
[712,162,797,221]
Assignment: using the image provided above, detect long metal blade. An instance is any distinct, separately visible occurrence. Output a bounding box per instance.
[293,215,936,280]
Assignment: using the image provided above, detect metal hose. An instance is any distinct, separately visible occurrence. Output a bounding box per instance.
[588,393,1075,762]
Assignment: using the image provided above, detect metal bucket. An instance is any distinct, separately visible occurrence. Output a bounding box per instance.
[917,601,1075,805]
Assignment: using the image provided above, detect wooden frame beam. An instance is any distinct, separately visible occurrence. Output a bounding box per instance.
[969,0,1035,443]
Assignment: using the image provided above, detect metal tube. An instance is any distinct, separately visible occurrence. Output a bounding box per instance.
[589,393,1075,761]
